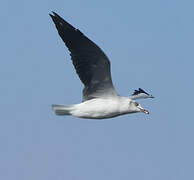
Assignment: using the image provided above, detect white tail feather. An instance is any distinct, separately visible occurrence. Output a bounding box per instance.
[52,104,74,116]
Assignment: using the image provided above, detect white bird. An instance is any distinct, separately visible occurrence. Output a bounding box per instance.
[50,12,154,119]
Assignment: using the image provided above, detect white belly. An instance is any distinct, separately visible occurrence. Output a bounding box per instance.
[71,98,125,119]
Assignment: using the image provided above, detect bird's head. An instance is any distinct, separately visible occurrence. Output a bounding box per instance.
[129,100,149,114]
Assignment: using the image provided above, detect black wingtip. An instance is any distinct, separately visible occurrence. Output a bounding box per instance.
[132,88,149,96]
[49,11,60,18]
[49,11,63,28]
[49,11,55,19]
[49,11,57,15]
[138,88,149,95]
[52,11,57,16]
[49,13,53,18]
[50,11,64,20]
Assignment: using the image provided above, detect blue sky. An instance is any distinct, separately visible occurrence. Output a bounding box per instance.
[1,0,194,179]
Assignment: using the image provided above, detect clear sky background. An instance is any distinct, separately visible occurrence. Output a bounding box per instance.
[1,0,194,179]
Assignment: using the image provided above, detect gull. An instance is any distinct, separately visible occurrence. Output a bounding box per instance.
[49,12,154,119]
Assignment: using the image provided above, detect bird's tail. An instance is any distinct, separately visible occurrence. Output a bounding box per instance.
[52,104,74,116]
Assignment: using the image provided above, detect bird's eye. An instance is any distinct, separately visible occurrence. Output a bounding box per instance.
[134,102,139,106]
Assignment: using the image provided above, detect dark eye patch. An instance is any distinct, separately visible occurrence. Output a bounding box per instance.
[134,102,139,106]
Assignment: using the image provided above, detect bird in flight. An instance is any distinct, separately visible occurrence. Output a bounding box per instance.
[49,12,154,119]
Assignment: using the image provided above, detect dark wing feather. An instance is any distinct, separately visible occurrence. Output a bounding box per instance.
[132,88,149,96]
[50,12,117,101]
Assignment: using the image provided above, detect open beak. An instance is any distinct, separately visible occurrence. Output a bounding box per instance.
[139,107,149,114]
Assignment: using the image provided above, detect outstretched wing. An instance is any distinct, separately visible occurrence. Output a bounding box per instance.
[130,88,154,100]
[50,12,117,101]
